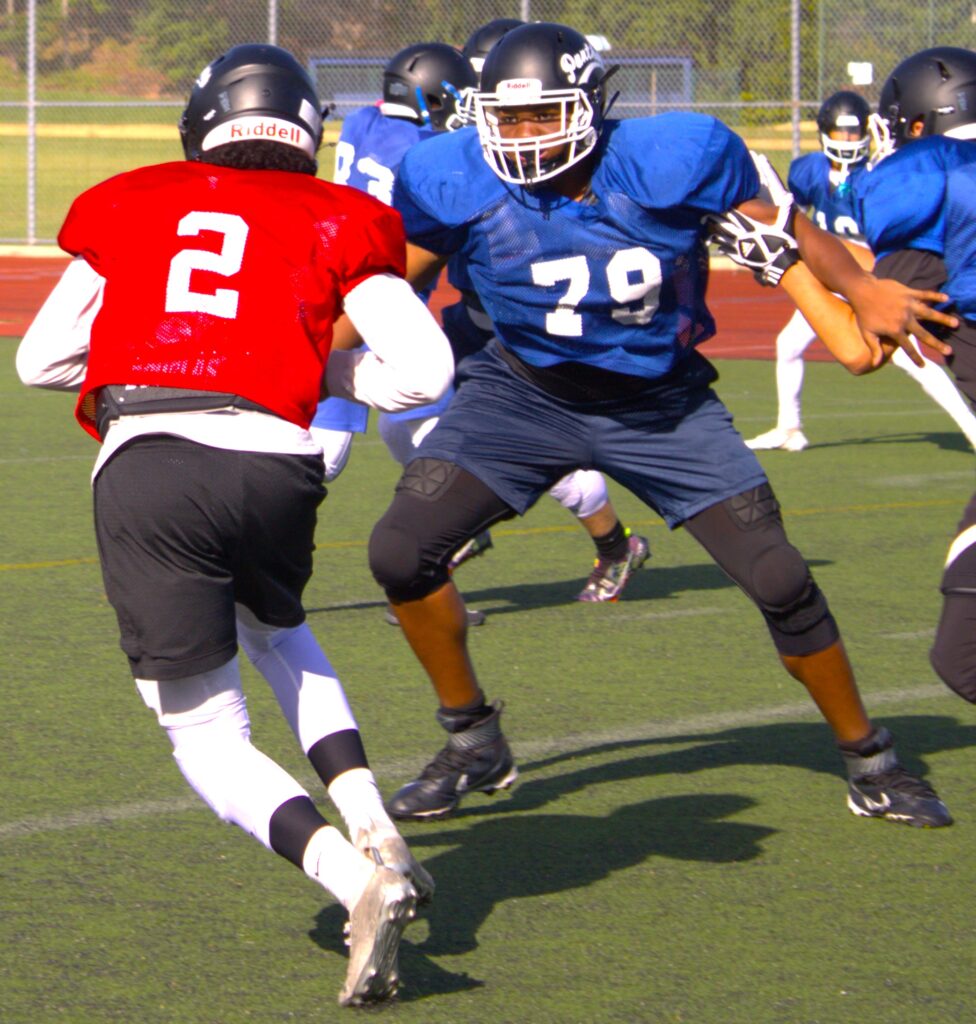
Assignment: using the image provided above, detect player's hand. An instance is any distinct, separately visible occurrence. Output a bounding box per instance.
[847,275,957,366]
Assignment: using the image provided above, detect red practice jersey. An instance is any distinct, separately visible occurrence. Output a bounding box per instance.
[59,160,406,438]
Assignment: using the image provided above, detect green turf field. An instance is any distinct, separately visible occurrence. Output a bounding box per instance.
[3,347,975,1023]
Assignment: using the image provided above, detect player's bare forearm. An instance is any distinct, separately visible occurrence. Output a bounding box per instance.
[780,263,880,374]
[406,242,448,291]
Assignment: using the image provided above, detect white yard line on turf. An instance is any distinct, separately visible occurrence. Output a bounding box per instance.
[0,683,952,842]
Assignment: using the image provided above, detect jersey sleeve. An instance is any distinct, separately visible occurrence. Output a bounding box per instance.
[853,138,976,257]
[393,130,490,255]
[58,172,127,272]
[602,115,759,214]
[328,191,407,296]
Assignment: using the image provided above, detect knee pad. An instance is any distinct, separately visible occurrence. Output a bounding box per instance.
[751,544,834,651]
[368,459,463,600]
[369,458,511,601]
[548,469,608,519]
[930,533,976,702]
[690,485,837,655]
[309,427,353,482]
[136,666,308,847]
[378,413,439,467]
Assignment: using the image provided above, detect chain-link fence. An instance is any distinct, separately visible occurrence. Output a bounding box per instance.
[1,1,974,243]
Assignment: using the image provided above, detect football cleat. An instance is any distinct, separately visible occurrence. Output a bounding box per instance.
[846,767,953,827]
[354,827,435,905]
[386,704,518,821]
[576,532,650,603]
[744,427,808,452]
[338,866,417,1008]
[841,727,952,828]
[384,604,486,628]
[448,529,494,571]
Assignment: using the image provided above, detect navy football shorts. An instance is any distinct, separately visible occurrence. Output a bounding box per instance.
[415,343,768,527]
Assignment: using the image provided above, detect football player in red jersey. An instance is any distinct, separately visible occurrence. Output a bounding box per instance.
[16,43,453,1008]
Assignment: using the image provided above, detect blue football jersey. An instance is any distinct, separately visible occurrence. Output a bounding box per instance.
[943,162,976,319]
[853,136,976,259]
[787,152,865,242]
[394,113,759,379]
[334,106,435,205]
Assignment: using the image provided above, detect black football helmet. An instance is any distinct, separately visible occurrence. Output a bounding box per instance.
[382,42,478,131]
[462,18,525,82]
[179,44,323,162]
[475,22,611,186]
[874,46,976,155]
[816,90,870,170]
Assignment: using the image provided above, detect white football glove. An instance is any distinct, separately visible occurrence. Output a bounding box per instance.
[704,156,800,287]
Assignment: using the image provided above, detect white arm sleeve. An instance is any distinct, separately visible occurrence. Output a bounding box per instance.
[16,256,104,391]
[325,273,454,413]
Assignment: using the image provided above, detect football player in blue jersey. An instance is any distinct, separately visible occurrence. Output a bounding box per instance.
[328,37,651,607]
[745,48,976,713]
[360,22,956,828]
[746,90,976,453]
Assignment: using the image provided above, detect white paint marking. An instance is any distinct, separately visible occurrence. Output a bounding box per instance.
[0,683,951,842]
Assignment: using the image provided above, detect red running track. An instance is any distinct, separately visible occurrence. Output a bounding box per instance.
[0,256,831,361]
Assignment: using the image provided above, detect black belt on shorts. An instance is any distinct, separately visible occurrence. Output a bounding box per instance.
[493,341,665,403]
[95,384,275,439]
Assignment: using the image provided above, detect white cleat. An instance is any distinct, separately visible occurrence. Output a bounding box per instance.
[355,827,435,905]
[338,867,417,1008]
[745,427,809,452]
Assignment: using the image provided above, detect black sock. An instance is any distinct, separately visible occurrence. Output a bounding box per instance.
[837,727,891,757]
[593,521,628,561]
[437,694,491,733]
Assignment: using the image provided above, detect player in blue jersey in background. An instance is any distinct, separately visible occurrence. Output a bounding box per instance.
[318,41,492,627]
[363,22,954,828]
[313,42,472,486]
[746,90,976,452]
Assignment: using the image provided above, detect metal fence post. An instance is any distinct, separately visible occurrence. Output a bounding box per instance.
[26,0,36,245]
[791,0,801,161]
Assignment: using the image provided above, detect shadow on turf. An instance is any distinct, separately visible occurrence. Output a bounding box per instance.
[308,790,772,999]
[802,430,972,454]
[456,713,975,820]
[307,557,833,619]
[307,713,973,1001]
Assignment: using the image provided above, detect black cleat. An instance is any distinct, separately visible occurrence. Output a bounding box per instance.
[841,727,952,828]
[847,767,953,828]
[387,704,517,821]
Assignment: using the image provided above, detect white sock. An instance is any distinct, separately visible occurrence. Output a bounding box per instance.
[774,309,815,432]
[328,767,397,845]
[302,825,375,910]
[892,344,976,448]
